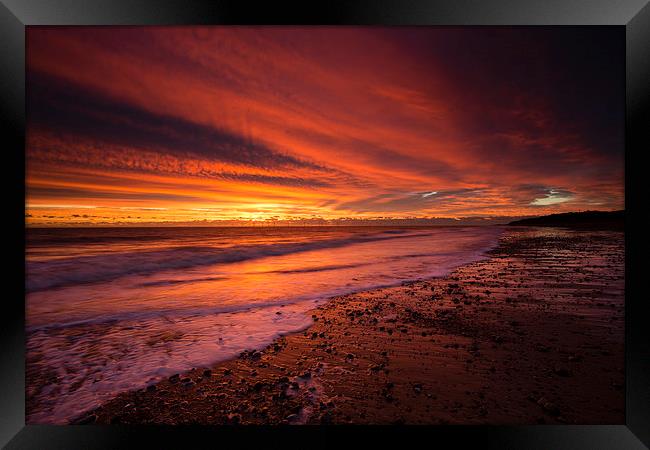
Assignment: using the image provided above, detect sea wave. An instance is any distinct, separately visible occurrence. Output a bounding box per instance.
[26,229,435,292]
[26,298,313,332]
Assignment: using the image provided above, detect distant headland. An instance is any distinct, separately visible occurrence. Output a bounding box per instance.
[508,210,624,230]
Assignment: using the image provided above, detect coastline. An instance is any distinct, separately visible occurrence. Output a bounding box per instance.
[69,226,624,425]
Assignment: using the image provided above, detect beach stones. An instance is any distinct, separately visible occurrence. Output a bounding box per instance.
[238,350,262,360]
[56,228,624,427]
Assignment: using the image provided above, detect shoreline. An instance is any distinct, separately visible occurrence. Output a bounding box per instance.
[26,226,502,424]
[64,226,624,425]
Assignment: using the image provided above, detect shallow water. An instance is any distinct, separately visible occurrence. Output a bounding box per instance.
[26,225,503,423]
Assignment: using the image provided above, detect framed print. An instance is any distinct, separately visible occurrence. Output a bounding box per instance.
[1,0,649,448]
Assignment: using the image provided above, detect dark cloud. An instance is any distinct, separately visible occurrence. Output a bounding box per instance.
[27,71,327,173]
[507,184,575,206]
[387,27,624,160]
[27,186,206,203]
[286,127,462,182]
[336,188,487,213]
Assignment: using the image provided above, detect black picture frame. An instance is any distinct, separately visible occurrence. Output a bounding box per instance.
[2,1,648,448]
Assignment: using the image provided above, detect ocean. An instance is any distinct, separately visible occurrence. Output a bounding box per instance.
[26,225,503,423]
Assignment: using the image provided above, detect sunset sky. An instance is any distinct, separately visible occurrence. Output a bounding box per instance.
[26,27,624,226]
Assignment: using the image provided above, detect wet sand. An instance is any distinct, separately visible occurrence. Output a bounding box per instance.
[73,227,625,425]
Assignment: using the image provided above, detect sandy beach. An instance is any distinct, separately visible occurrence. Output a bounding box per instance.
[71,226,624,425]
